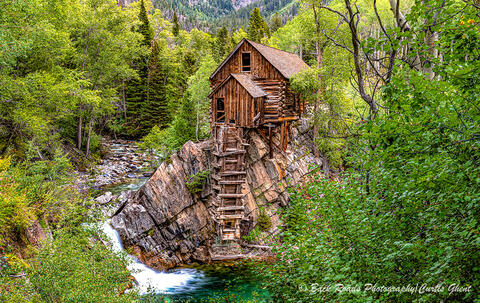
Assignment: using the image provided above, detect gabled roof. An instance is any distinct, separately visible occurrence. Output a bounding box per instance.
[208,73,267,98]
[210,39,309,81]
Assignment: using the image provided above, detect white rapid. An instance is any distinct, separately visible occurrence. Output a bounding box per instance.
[100,221,206,295]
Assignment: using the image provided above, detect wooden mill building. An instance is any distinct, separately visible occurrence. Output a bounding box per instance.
[208,38,308,241]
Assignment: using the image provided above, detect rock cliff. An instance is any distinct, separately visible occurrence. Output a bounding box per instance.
[111,121,321,270]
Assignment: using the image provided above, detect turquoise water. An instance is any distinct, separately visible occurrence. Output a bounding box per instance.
[156,264,271,302]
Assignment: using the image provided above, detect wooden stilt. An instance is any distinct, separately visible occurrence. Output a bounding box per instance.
[269,126,273,159]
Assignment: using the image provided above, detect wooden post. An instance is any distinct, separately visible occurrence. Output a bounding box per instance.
[269,126,273,159]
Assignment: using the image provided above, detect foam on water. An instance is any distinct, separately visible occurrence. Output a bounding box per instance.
[100,221,206,295]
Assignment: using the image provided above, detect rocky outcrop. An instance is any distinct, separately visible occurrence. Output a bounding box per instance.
[112,120,321,270]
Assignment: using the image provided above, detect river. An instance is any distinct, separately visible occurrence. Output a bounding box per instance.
[92,140,270,302]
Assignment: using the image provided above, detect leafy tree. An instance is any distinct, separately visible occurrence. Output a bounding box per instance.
[247,8,271,42]
[187,54,217,141]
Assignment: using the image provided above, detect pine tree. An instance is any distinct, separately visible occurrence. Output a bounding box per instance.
[173,11,180,36]
[141,41,170,132]
[125,0,154,136]
[247,8,271,42]
[138,0,154,46]
[270,12,283,33]
[214,26,229,62]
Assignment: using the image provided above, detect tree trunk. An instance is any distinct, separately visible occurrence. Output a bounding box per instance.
[122,81,127,120]
[86,119,93,157]
[77,116,83,150]
[312,4,324,159]
[196,99,200,141]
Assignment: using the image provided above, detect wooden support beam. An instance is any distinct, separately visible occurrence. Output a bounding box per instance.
[269,125,273,159]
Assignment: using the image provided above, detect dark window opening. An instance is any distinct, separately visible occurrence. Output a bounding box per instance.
[216,98,225,122]
[229,119,235,124]
[226,221,233,228]
[242,52,251,72]
[216,98,224,111]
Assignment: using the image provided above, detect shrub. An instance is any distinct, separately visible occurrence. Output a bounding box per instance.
[186,170,211,194]
[257,207,272,231]
[29,228,138,303]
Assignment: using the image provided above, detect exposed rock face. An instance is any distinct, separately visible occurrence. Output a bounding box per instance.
[112,121,321,270]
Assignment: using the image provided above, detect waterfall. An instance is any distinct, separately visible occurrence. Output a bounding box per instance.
[100,221,206,295]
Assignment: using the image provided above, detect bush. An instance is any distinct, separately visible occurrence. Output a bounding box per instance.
[256,207,272,232]
[29,228,138,303]
[0,158,35,246]
[186,170,211,194]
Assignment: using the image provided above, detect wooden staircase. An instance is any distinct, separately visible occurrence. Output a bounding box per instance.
[212,125,248,241]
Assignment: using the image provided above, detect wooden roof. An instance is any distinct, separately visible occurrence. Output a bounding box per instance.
[231,74,267,97]
[209,38,309,81]
[209,73,267,98]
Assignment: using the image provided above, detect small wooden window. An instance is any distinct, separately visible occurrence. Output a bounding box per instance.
[216,98,225,122]
[241,52,251,72]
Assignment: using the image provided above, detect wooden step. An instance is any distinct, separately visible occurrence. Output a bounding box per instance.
[219,214,244,220]
[219,180,245,185]
[225,148,245,152]
[221,228,237,232]
[213,150,246,157]
[219,193,244,198]
[219,171,247,176]
[217,206,245,211]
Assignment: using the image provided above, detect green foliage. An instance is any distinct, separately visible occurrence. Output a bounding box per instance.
[270,12,283,33]
[138,0,154,46]
[256,207,272,232]
[213,26,231,63]
[186,170,211,194]
[0,0,144,157]
[29,228,138,303]
[0,158,35,244]
[142,41,171,131]
[260,2,480,302]
[172,11,180,36]
[248,8,271,42]
[242,226,262,242]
